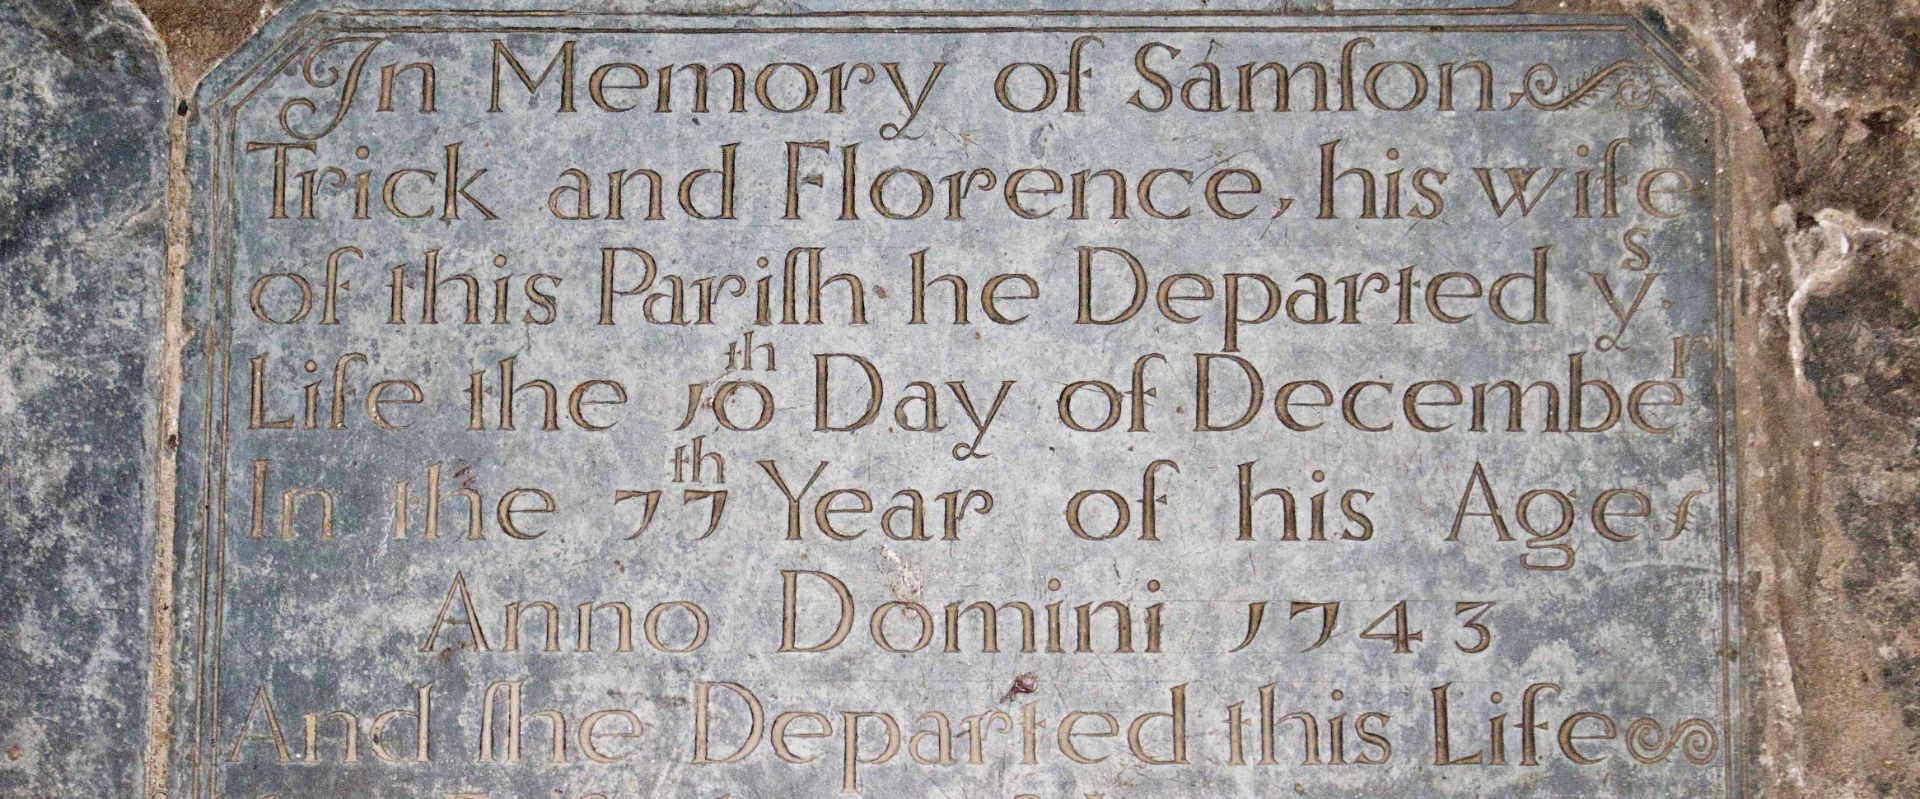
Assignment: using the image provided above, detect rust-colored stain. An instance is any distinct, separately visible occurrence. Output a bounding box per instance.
[1001,672,1040,703]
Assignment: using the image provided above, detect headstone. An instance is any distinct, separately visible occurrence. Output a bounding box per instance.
[169,4,1737,797]
[0,1,171,795]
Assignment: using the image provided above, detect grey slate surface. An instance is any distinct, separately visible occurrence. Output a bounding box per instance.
[0,1,170,794]
[169,3,1733,798]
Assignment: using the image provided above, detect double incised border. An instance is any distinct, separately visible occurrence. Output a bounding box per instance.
[171,10,1737,798]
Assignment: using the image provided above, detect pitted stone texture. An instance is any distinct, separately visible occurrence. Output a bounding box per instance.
[0,0,169,795]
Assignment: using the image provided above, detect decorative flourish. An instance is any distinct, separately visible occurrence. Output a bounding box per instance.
[1664,488,1708,541]
[278,37,383,141]
[1607,62,1668,110]
[1508,60,1667,112]
[1626,717,1719,765]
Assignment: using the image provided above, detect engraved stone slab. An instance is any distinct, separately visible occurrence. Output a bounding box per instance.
[172,6,1735,798]
[0,1,170,794]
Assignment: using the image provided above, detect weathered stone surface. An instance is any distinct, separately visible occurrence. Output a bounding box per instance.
[165,3,1738,798]
[1621,1,1920,794]
[0,0,171,795]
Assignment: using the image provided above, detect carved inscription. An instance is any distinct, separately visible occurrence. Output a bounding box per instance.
[173,10,1736,799]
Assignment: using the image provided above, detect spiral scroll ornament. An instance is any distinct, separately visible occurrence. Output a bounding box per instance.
[1625,717,1720,765]
[1508,60,1668,112]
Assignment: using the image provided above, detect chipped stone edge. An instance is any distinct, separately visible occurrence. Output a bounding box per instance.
[141,8,218,799]
[146,54,182,799]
